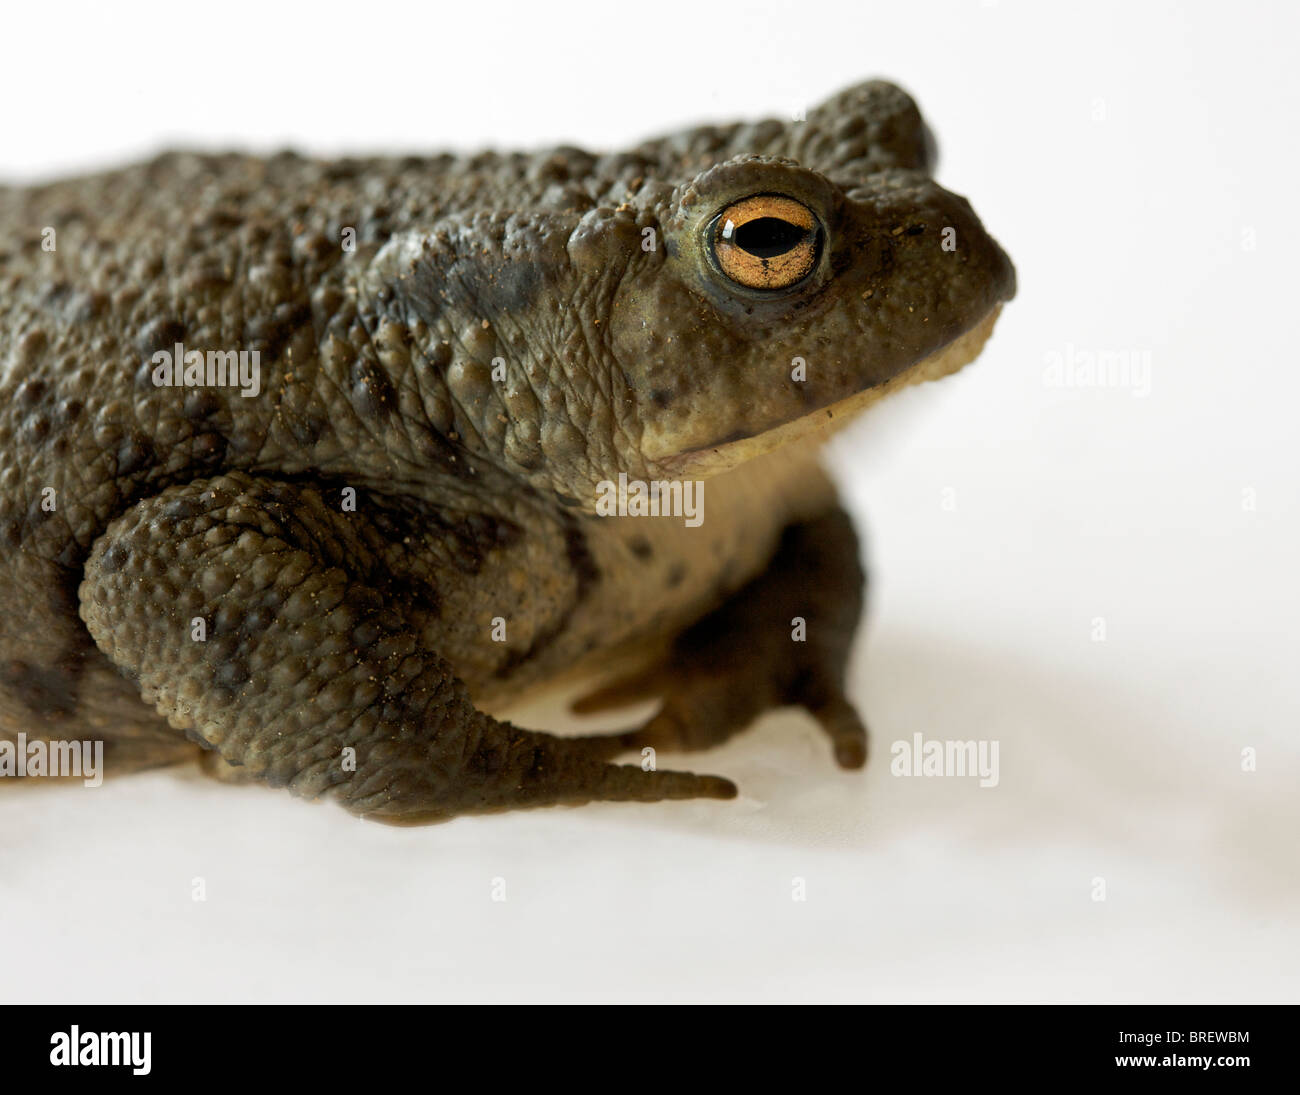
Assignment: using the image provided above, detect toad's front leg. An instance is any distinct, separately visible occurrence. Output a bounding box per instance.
[574,507,869,768]
[78,472,735,823]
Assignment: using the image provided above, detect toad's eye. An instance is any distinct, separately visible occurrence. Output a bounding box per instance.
[711,194,820,290]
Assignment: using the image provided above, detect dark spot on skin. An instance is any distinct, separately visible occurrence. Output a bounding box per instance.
[58,398,83,423]
[43,281,73,308]
[163,495,205,521]
[101,543,130,573]
[351,618,385,651]
[390,573,441,622]
[191,431,229,469]
[666,563,687,588]
[323,161,360,182]
[53,537,82,569]
[283,410,328,447]
[494,516,600,678]
[428,341,452,371]
[26,498,53,527]
[563,521,601,599]
[296,231,336,263]
[246,300,311,359]
[17,329,48,362]
[49,206,87,228]
[16,379,47,405]
[510,442,545,473]
[258,479,298,508]
[49,569,85,624]
[398,226,550,327]
[395,263,445,328]
[420,507,524,576]
[649,389,673,409]
[349,359,398,419]
[530,154,574,184]
[462,736,509,780]
[463,510,524,552]
[341,586,385,626]
[256,477,492,618]
[487,259,542,314]
[239,604,277,638]
[116,433,155,478]
[68,290,108,323]
[212,655,251,696]
[184,389,222,420]
[181,261,233,294]
[0,657,81,719]
[20,414,51,446]
[315,289,348,332]
[410,424,476,482]
[199,207,244,231]
[137,317,186,357]
[628,536,653,560]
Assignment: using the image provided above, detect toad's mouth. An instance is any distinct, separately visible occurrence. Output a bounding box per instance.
[655,305,1003,480]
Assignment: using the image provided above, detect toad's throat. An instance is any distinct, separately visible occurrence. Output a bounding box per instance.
[657,305,1003,479]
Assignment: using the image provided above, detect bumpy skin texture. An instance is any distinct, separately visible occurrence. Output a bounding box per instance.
[0,81,1015,821]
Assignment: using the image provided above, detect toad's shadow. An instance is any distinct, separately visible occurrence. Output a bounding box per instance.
[518,628,1297,910]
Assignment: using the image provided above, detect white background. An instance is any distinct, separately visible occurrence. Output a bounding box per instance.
[2,0,1296,1002]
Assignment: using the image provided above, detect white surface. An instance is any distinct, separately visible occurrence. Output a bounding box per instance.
[2,0,1297,1003]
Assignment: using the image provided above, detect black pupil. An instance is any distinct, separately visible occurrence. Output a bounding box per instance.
[733,217,806,258]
